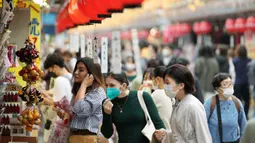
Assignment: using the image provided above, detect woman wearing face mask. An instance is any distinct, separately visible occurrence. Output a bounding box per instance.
[204,73,247,143]
[101,72,166,143]
[164,64,212,143]
[69,57,106,143]
[125,56,137,82]
[139,68,154,94]
[151,66,173,131]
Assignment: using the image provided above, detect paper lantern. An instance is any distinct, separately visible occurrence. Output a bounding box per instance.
[122,0,144,8]
[68,0,90,25]
[193,22,201,35]
[92,0,112,18]
[246,16,255,31]
[180,23,191,35]
[200,21,212,34]
[108,0,124,13]
[225,18,236,33]
[77,0,103,24]
[235,18,246,33]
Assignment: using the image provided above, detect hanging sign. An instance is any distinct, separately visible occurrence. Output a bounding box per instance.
[101,37,108,73]
[111,31,121,74]
[86,38,93,58]
[70,34,79,52]
[29,1,41,66]
[93,37,99,63]
[80,35,86,57]
[131,29,142,77]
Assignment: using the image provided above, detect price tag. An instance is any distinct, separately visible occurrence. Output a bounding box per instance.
[5,84,21,91]
[111,31,121,74]
[80,35,86,57]
[132,29,142,77]
[86,38,93,58]
[93,37,99,63]
[101,37,108,73]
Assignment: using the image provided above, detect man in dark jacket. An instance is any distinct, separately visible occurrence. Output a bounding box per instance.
[216,44,230,73]
[169,57,204,103]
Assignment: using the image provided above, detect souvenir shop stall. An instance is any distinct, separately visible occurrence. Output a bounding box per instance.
[0,0,46,142]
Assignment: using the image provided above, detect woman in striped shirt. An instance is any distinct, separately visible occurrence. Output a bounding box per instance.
[69,57,106,143]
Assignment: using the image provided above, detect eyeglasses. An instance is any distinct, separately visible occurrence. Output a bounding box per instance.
[221,82,233,88]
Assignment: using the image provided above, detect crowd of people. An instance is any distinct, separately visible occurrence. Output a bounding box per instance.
[38,41,255,143]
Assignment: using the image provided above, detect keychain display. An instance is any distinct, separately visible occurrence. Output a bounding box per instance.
[16,39,39,64]
[18,64,43,84]
[17,106,41,132]
[16,38,43,131]
[18,86,43,105]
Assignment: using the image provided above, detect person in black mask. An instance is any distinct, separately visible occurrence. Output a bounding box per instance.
[41,53,73,143]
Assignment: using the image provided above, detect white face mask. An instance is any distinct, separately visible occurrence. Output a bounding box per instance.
[164,84,178,98]
[152,81,158,90]
[222,87,234,98]
[126,63,136,71]
[143,80,153,85]
[162,48,171,57]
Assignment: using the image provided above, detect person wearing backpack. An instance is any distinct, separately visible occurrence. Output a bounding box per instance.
[204,73,247,143]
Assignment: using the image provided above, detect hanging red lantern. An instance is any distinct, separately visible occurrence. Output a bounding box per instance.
[246,16,255,31]
[92,0,112,18]
[61,6,75,30]
[193,22,201,35]
[122,0,144,8]
[225,18,236,33]
[180,23,191,35]
[68,0,89,25]
[235,18,246,33]
[77,0,103,24]
[200,21,212,34]
[108,0,124,13]
[137,30,149,39]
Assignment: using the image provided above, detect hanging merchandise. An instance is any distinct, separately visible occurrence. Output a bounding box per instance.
[15,38,44,132]
[101,37,108,73]
[0,0,14,79]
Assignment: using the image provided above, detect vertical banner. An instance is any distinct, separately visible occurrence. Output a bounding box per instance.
[70,34,79,52]
[101,37,108,73]
[80,35,86,57]
[86,38,93,58]
[93,37,99,63]
[111,31,121,74]
[29,1,41,68]
[131,29,142,77]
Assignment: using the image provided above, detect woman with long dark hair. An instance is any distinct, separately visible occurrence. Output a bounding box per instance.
[69,57,106,143]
